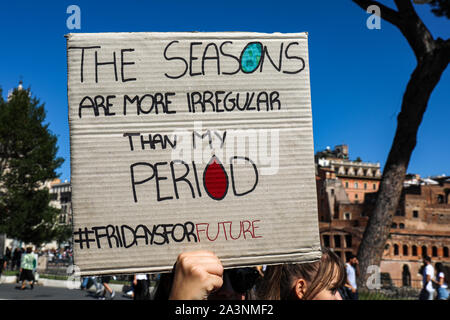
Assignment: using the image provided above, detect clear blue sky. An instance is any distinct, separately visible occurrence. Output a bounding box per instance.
[1,0,449,182]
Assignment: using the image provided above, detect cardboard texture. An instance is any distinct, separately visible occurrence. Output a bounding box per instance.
[66,32,321,276]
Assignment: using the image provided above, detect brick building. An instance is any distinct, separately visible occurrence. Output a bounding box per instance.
[49,179,72,226]
[316,145,381,204]
[316,145,450,288]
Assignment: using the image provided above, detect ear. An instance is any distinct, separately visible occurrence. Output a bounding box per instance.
[294,279,308,300]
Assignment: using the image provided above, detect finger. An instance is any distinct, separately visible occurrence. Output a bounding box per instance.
[178,253,221,268]
[176,251,217,266]
[206,274,224,294]
[201,261,224,277]
[179,250,216,258]
[181,256,223,275]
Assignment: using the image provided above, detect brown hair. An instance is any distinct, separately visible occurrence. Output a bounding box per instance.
[257,248,346,300]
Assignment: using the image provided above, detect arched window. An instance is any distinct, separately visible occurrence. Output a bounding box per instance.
[403,245,408,256]
[334,235,341,248]
[345,235,352,248]
[391,223,397,229]
[444,247,449,258]
[422,246,427,257]
[402,265,411,287]
[322,235,330,248]
[399,223,405,229]
[432,246,438,257]
[394,244,399,256]
[412,245,418,256]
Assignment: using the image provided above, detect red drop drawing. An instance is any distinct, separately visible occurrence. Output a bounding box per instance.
[203,155,229,200]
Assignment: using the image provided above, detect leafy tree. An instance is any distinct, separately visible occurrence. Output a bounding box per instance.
[429,0,450,18]
[352,0,449,287]
[0,85,68,247]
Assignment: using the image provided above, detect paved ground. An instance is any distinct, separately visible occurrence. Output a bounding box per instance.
[0,283,131,300]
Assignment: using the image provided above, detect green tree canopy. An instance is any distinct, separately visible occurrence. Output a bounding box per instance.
[0,85,69,247]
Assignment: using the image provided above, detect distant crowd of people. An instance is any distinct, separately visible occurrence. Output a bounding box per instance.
[0,246,73,272]
[78,248,359,300]
[1,246,448,300]
[0,247,38,290]
[0,246,74,290]
[80,249,449,301]
[44,248,74,263]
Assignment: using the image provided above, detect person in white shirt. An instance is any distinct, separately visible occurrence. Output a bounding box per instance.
[433,262,449,300]
[419,256,435,300]
[345,254,359,300]
[133,274,150,300]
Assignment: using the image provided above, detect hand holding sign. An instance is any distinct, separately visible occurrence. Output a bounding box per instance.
[169,250,224,300]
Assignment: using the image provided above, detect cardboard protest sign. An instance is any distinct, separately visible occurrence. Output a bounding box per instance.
[66,32,321,275]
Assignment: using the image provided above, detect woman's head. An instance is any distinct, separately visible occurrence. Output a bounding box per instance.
[259,247,346,300]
